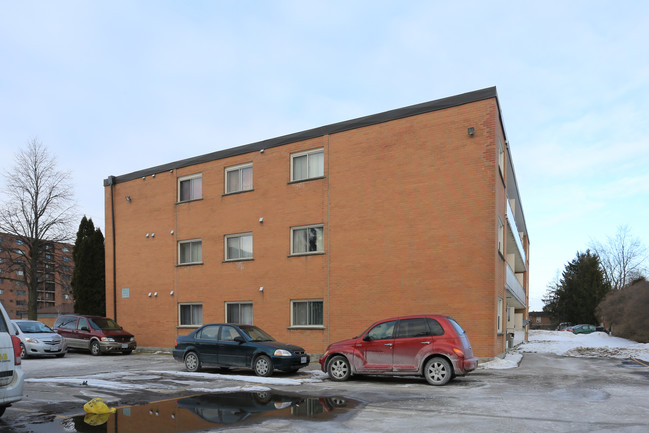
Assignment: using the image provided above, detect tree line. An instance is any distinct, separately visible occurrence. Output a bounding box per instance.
[543,225,648,342]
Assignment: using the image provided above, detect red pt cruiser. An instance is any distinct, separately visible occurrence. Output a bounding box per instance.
[319,314,478,386]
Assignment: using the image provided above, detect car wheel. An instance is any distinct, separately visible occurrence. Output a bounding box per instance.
[184,352,201,372]
[253,355,273,377]
[90,340,101,356]
[424,357,452,386]
[327,355,351,381]
[20,343,26,359]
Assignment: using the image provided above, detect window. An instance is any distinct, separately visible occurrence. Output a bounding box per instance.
[291,148,324,181]
[220,325,242,341]
[498,138,505,177]
[291,300,324,327]
[291,225,324,255]
[498,217,504,255]
[225,163,253,194]
[197,324,220,340]
[16,270,24,276]
[62,247,70,253]
[225,233,253,261]
[16,290,26,297]
[178,240,202,265]
[367,320,396,340]
[497,297,503,333]
[178,174,202,202]
[180,303,203,326]
[226,302,253,325]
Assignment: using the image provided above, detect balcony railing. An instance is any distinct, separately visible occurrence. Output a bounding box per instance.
[506,264,526,309]
[506,201,526,273]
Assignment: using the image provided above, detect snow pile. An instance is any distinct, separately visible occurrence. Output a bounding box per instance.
[478,352,522,369]
[520,330,649,359]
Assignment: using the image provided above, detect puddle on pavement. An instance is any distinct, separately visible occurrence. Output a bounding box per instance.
[28,391,360,433]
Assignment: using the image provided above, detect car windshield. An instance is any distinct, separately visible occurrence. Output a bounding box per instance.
[239,326,275,342]
[17,321,54,333]
[89,318,122,330]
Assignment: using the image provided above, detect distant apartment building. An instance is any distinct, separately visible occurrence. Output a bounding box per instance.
[103,87,529,358]
[0,232,74,320]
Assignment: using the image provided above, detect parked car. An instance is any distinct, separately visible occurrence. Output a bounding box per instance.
[556,322,573,331]
[12,320,67,358]
[173,323,310,376]
[53,314,136,355]
[0,301,23,418]
[568,324,597,335]
[319,314,478,386]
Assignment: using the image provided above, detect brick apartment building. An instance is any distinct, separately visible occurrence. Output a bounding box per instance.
[0,232,74,322]
[103,87,529,358]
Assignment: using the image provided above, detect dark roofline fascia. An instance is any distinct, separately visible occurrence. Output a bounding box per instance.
[104,86,498,186]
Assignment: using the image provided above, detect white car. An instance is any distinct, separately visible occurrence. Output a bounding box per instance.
[12,319,67,358]
[0,301,24,417]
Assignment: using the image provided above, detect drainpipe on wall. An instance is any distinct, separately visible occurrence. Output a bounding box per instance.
[106,175,118,322]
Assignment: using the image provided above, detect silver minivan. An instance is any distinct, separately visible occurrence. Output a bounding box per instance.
[0,301,24,417]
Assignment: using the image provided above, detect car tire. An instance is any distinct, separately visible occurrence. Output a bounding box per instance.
[253,355,274,377]
[184,351,201,372]
[20,343,26,359]
[327,355,351,381]
[90,340,101,356]
[424,357,452,386]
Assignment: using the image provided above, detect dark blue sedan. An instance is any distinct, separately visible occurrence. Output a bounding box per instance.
[173,323,310,376]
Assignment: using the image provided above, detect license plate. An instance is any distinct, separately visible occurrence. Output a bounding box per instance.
[301,356,307,364]
[121,344,128,349]
[49,345,60,351]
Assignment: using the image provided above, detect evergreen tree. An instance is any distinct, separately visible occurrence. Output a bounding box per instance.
[543,250,610,325]
[71,216,106,315]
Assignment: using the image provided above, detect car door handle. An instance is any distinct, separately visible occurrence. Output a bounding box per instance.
[384,343,393,347]
[421,341,431,345]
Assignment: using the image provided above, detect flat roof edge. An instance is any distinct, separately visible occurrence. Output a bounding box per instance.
[104,86,498,186]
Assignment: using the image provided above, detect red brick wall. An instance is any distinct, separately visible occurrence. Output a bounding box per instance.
[105,98,512,357]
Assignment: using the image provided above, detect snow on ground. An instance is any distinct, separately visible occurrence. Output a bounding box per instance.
[479,330,649,369]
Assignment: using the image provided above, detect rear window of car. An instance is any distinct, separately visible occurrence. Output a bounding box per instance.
[447,317,466,335]
[0,311,7,333]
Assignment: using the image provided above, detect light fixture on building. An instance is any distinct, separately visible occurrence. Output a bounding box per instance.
[260,149,264,153]
[125,196,132,202]
[146,233,150,238]
[170,291,174,296]
[170,230,174,235]
[142,176,146,180]
[152,173,156,178]
[148,292,152,297]
[259,217,264,223]
[468,127,475,136]
[151,233,155,238]
[154,292,158,297]
[259,286,264,292]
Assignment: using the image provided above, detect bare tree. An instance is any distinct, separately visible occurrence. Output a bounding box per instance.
[590,225,648,291]
[0,139,76,319]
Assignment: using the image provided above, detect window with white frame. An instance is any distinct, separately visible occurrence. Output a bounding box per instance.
[178,239,202,265]
[291,224,324,255]
[179,303,203,326]
[225,233,253,261]
[178,173,202,202]
[226,302,253,325]
[292,299,324,327]
[291,148,324,181]
[497,297,503,333]
[225,163,253,194]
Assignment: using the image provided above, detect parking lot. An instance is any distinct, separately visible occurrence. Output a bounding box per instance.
[2,349,648,432]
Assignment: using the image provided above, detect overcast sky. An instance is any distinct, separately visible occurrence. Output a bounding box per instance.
[2,1,648,311]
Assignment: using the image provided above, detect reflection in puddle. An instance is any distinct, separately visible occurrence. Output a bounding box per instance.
[59,391,359,432]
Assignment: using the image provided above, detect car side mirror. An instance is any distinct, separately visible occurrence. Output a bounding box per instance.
[234,336,245,344]
[363,335,372,342]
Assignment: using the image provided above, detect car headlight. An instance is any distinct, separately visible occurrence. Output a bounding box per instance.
[101,337,115,342]
[25,337,40,344]
[274,349,292,357]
